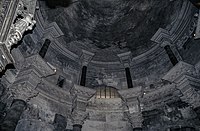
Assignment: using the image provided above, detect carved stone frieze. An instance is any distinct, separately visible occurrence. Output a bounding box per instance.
[179,85,200,108]
[9,81,39,102]
[162,61,198,83]
[70,84,96,102]
[118,86,142,99]
[142,84,177,103]
[22,54,56,77]
[162,61,200,108]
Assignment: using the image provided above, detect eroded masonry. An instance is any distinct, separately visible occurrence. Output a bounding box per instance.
[1,0,200,131]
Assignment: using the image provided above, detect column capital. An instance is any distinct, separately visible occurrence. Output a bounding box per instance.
[117,51,132,68]
[70,85,95,126]
[80,50,94,66]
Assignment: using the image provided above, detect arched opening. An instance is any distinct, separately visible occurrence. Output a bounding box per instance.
[95,86,119,99]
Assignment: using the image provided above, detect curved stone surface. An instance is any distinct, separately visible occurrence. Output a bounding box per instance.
[38,0,183,62]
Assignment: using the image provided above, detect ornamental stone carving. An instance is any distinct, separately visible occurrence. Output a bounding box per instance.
[162,61,198,83]
[163,61,200,108]
[141,83,181,110]
[117,51,132,67]
[80,50,94,66]
[10,82,39,102]
[71,110,88,125]
[70,85,96,125]
[118,87,143,128]
[0,0,11,31]
[6,14,36,50]
[70,84,96,102]
[179,86,200,108]
[126,112,143,128]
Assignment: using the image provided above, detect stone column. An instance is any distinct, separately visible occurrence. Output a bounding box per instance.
[125,67,133,88]
[151,28,180,66]
[53,114,67,131]
[2,54,56,131]
[118,52,133,88]
[118,87,143,130]
[39,39,51,58]
[70,85,96,131]
[162,42,178,66]
[0,99,26,131]
[73,124,82,131]
[79,50,94,86]
[80,66,87,86]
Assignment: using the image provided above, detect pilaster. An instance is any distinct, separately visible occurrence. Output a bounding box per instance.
[70,84,96,127]
[118,87,143,129]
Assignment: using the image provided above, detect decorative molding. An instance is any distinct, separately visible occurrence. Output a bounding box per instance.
[162,61,198,83]
[70,84,95,125]
[22,54,56,77]
[6,13,36,50]
[10,81,39,102]
[117,51,132,68]
[141,83,180,111]
[126,112,143,128]
[71,110,88,125]
[80,50,94,66]
[151,28,172,44]
[118,86,142,100]
[70,84,96,101]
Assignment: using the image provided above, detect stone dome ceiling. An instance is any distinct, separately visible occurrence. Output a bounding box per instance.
[39,0,183,62]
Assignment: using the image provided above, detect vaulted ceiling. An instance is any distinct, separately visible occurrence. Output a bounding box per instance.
[39,0,183,62]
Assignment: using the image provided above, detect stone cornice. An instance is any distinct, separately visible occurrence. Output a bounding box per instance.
[36,79,72,106]
[35,10,64,38]
[118,86,142,100]
[151,28,172,44]
[80,50,94,66]
[162,61,198,83]
[151,1,193,47]
[22,54,56,78]
[141,83,181,111]
[70,84,96,102]
[117,51,132,68]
